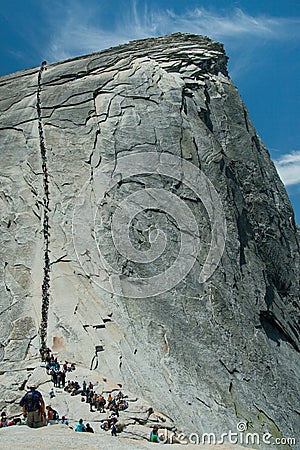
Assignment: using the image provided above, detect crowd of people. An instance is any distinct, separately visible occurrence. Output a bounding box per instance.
[83,385,129,415]
[1,344,163,442]
[16,346,130,438]
[62,376,128,436]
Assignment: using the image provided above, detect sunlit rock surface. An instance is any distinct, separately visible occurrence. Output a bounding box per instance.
[0,33,299,448]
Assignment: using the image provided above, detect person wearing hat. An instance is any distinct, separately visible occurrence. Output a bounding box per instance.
[19,384,45,428]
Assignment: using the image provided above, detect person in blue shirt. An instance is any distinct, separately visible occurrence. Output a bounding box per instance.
[75,418,86,432]
[19,384,45,428]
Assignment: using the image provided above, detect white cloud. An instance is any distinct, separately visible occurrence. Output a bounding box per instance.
[46,0,158,62]
[161,8,279,38]
[45,1,300,63]
[275,151,300,186]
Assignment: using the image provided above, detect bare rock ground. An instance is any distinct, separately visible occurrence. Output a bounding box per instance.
[0,424,255,450]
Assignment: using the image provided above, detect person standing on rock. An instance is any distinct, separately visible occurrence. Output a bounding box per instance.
[19,384,46,428]
[61,370,66,388]
[111,422,117,436]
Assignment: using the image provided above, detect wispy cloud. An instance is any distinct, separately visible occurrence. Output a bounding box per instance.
[45,1,300,63]
[158,8,298,39]
[46,0,157,62]
[275,151,300,186]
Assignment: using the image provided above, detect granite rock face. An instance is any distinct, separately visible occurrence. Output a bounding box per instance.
[0,33,299,447]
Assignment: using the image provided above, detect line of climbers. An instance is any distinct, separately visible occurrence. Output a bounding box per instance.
[36,61,51,349]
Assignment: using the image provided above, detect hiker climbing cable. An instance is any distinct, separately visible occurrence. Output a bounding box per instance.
[19,384,46,428]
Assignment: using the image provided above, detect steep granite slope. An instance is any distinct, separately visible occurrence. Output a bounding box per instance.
[0,33,299,447]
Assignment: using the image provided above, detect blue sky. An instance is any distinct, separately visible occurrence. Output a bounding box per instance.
[1,0,299,223]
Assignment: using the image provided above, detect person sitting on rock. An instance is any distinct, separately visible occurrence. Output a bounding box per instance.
[59,415,69,425]
[85,423,94,433]
[100,420,110,431]
[75,418,86,432]
[0,414,8,428]
[19,384,46,428]
[71,381,81,396]
[118,399,128,411]
[64,380,72,392]
[46,405,58,424]
[150,425,161,443]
